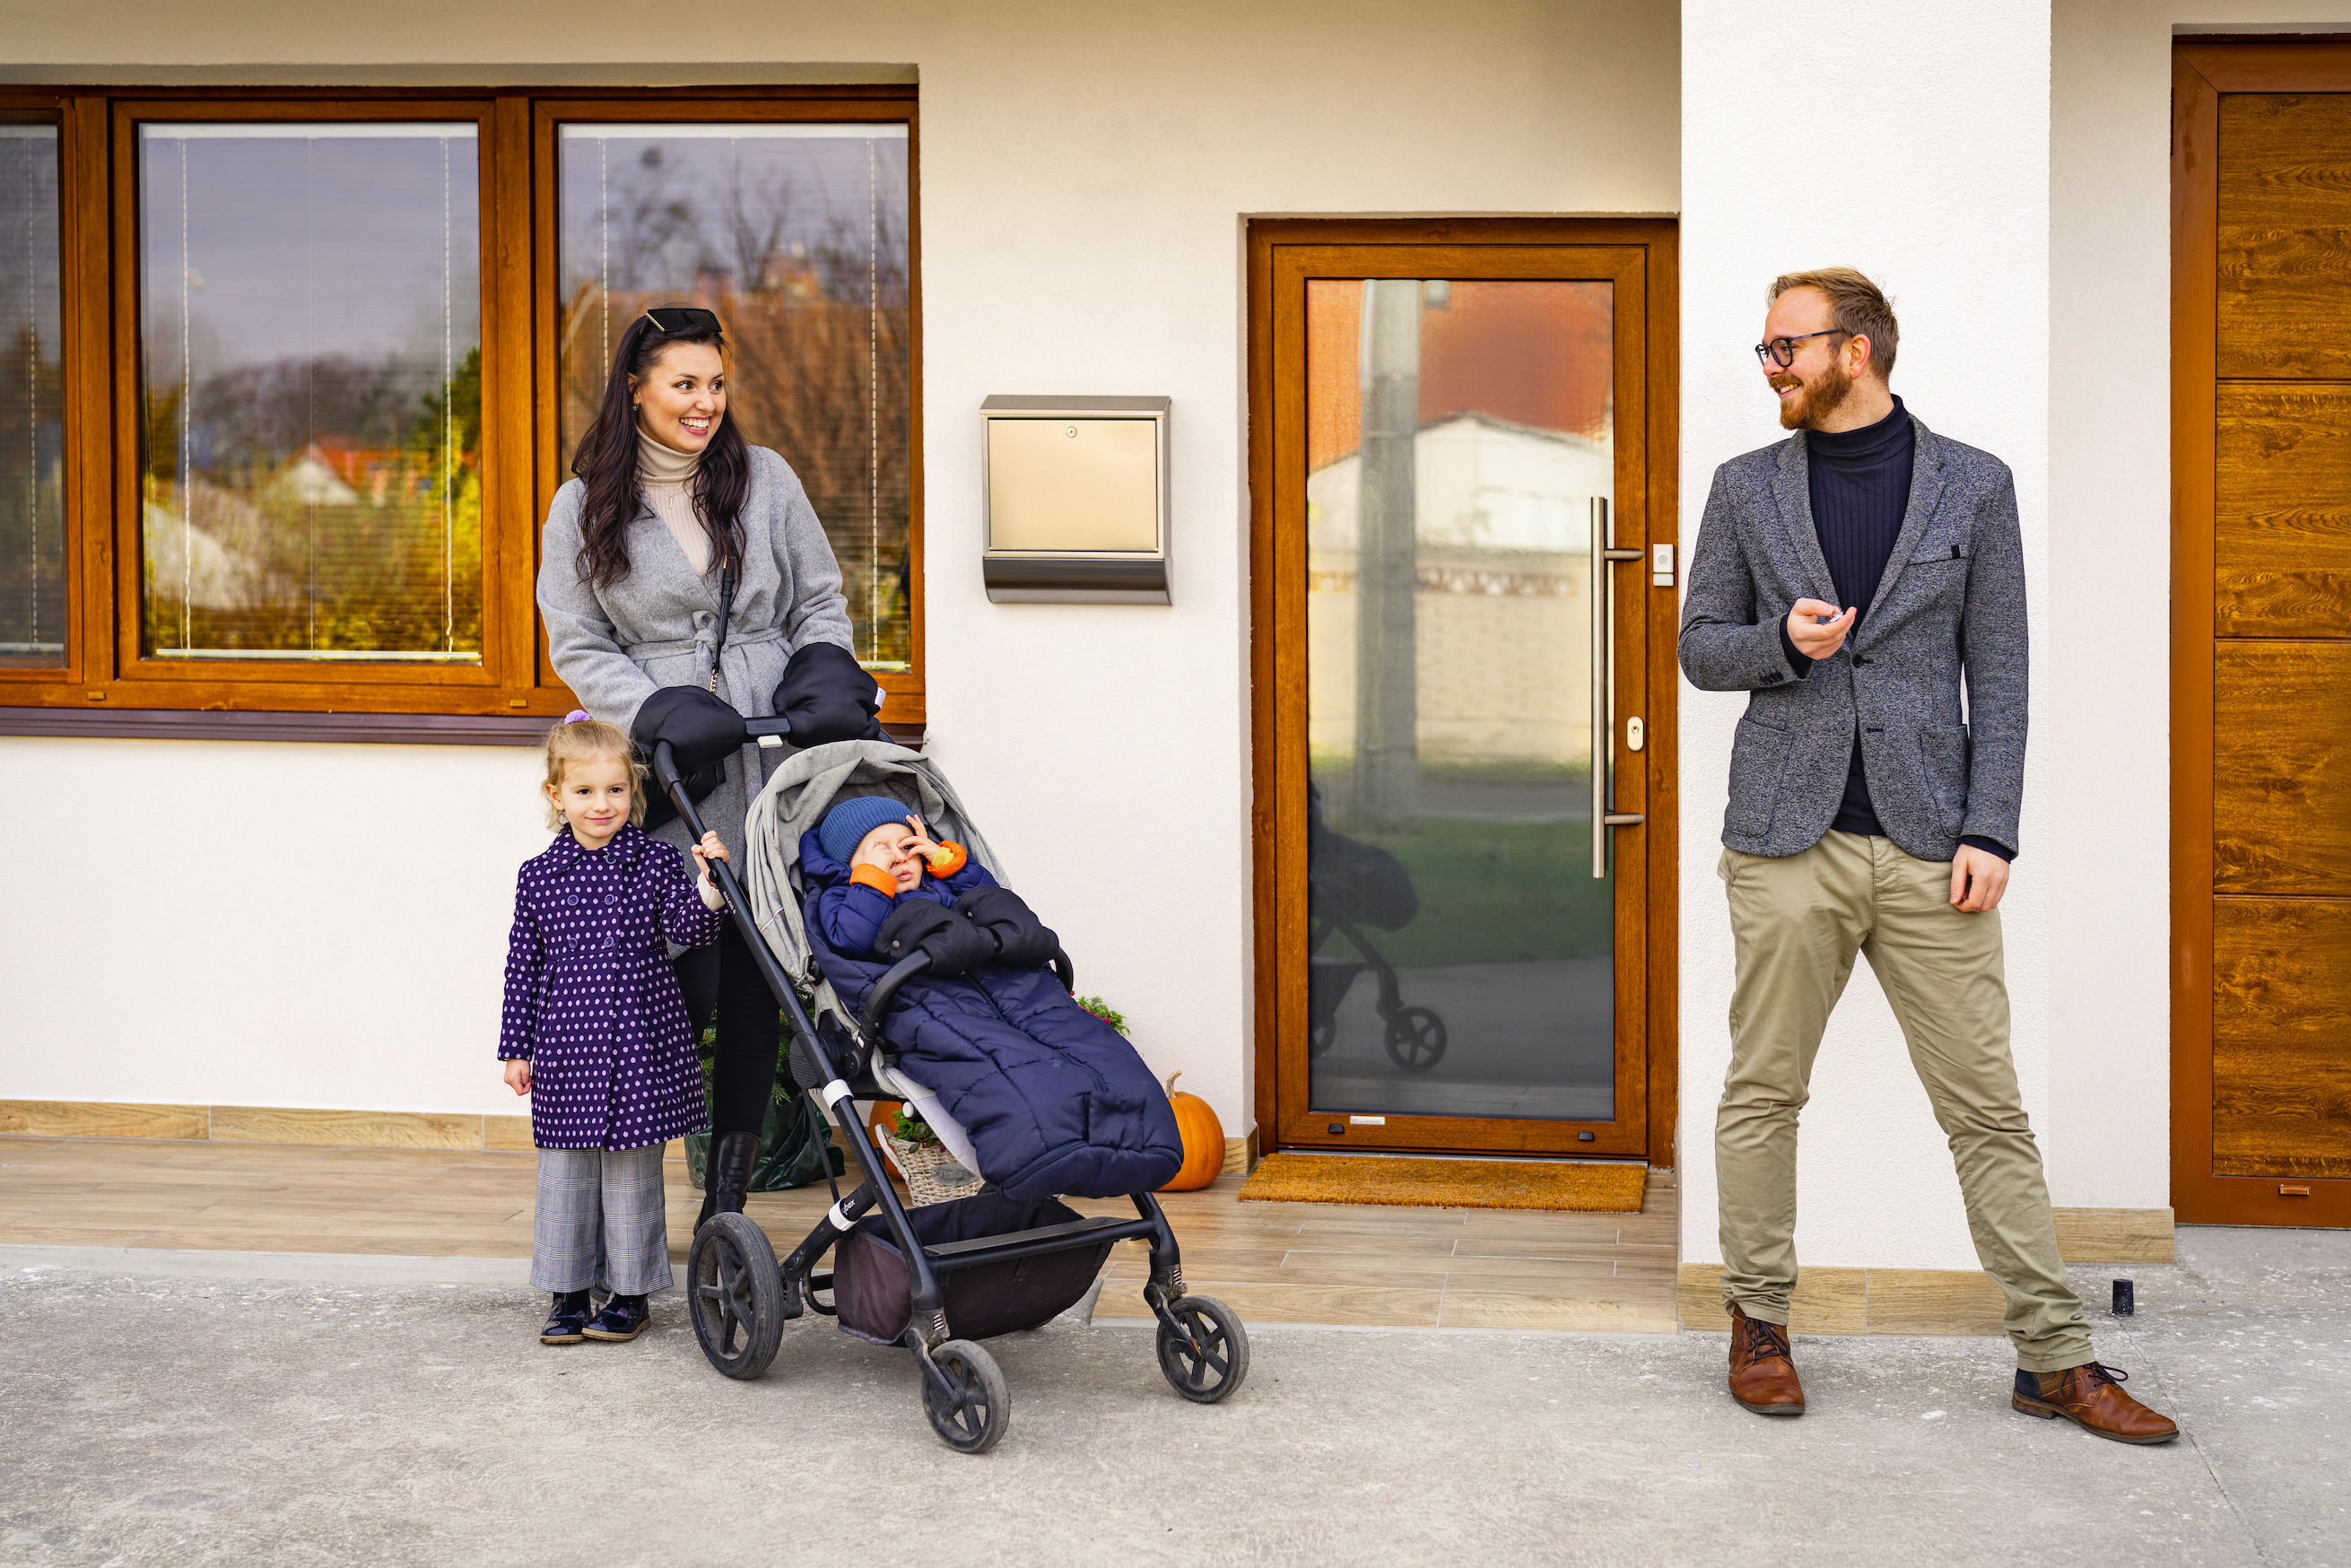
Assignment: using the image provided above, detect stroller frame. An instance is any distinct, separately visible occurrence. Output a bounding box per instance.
[654,727,1246,1452]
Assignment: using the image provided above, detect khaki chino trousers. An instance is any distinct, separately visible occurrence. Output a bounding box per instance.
[1715,832,2092,1372]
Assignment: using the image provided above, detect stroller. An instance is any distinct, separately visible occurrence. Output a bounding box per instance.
[651,722,1249,1454]
[1306,787,1448,1072]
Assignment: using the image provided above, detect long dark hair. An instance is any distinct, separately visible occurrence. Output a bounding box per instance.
[570,309,750,592]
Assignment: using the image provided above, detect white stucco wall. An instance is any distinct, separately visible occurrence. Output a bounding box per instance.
[0,1,1681,1128]
[1677,0,2055,1271]
[2045,6,2351,1211]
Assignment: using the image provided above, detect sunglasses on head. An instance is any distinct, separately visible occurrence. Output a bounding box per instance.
[640,306,722,335]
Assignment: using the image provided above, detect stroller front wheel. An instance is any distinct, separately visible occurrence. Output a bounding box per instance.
[689,1212,787,1380]
[920,1338,1010,1453]
[1155,1294,1250,1403]
[1382,1006,1448,1073]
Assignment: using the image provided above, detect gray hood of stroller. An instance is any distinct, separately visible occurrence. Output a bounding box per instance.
[742,739,1005,991]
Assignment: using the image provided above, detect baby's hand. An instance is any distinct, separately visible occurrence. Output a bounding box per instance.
[904,814,948,866]
[503,1058,532,1096]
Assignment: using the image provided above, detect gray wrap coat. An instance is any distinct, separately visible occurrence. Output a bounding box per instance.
[537,445,857,865]
[498,824,723,1150]
[1676,417,2028,863]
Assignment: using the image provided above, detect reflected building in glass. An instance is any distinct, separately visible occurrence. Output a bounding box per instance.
[1303,277,1619,1123]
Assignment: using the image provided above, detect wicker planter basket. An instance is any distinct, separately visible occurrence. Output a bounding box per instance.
[881,1132,988,1206]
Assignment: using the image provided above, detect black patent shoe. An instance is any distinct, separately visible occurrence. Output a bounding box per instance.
[583,1294,650,1342]
[539,1289,591,1345]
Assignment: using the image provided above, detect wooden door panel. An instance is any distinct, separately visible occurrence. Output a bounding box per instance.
[2213,897,2351,1178]
[2212,640,2351,895]
[2179,43,2351,1226]
[2216,93,2351,379]
[2215,385,2351,636]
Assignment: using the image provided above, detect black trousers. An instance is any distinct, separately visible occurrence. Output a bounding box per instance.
[676,919,782,1139]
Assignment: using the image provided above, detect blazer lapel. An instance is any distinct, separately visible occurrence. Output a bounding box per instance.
[1859,418,1950,633]
[1772,436,1838,605]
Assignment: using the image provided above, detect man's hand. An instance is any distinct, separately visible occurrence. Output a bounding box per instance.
[1786,598,1857,661]
[1949,845,2009,912]
[503,1058,532,1096]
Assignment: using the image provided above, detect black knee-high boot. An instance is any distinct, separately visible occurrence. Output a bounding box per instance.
[695,1130,760,1233]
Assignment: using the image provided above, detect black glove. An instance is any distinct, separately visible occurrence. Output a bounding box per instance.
[773,642,885,747]
[631,687,746,827]
[954,885,1058,969]
[874,898,998,978]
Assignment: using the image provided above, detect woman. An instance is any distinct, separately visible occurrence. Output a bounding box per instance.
[538,305,883,1229]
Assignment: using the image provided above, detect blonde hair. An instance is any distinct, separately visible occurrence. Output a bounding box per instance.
[1768,266,1899,379]
[542,716,648,831]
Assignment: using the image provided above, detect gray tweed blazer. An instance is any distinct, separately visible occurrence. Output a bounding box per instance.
[538,445,856,864]
[1677,416,2027,863]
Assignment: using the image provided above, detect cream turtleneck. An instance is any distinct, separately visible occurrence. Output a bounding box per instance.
[637,426,711,576]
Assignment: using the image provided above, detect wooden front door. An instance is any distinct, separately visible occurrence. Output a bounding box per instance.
[1247,220,1678,1163]
[2174,41,2351,1226]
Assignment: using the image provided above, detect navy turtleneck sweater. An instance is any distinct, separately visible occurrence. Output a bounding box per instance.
[1779,396,2013,860]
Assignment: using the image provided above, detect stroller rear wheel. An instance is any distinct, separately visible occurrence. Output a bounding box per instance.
[689,1212,786,1380]
[1382,1005,1448,1072]
[1155,1294,1250,1403]
[920,1338,1009,1453]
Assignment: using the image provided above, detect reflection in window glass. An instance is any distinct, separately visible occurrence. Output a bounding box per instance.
[0,121,64,667]
[138,123,483,661]
[1303,278,1618,1123]
[558,124,913,668]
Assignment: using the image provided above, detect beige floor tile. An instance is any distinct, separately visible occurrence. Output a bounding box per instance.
[0,1225,162,1246]
[1093,1280,1445,1328]
[1438,1289,1678,1333]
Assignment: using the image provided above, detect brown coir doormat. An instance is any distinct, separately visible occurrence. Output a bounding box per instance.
[1236,1153,1648,1213]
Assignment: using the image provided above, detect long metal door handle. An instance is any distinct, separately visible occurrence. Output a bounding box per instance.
[1591,500,1643,877]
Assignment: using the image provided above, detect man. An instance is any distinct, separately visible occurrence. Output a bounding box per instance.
[1677,268,2176,1444]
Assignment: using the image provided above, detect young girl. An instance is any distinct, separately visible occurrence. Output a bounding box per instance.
[500,713,729,1346]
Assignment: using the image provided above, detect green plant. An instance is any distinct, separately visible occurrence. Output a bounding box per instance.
[891,1107,943,1148]
[1076,995,1128,1035]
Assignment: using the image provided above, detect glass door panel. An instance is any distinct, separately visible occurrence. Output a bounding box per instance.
[1302,277,1618,1123]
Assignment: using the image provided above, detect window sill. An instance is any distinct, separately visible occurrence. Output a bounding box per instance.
[0,706,927,750]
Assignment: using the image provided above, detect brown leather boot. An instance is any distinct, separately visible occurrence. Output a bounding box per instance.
[2013,1363,2178,1444]
[1727,1304,1806,1416]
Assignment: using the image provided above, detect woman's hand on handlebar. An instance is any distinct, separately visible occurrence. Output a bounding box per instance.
[503,1058,532,1096]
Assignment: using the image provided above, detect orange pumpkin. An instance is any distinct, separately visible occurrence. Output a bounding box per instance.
[866,1099,903,1148]
[1158,1071,1225,1190]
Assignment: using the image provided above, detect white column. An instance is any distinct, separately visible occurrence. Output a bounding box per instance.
[1678,0,2053,1275]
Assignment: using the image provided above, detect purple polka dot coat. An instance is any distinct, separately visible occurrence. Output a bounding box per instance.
[499,823,723,1150]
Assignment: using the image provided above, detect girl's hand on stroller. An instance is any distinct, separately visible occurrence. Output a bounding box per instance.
[503,1058,531,1096]
[691,832,727,910]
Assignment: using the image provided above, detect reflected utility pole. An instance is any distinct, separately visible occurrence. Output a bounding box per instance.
[1354,277,1420,831]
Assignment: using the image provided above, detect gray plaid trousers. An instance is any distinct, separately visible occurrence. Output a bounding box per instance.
[529,1145,673,1294]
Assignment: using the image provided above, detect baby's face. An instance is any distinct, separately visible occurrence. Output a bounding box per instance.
[854,820,924,892]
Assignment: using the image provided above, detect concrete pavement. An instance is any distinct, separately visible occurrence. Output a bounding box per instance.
[2,1225,2343,1567]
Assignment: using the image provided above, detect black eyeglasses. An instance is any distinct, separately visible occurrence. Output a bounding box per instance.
[1754,329,1845,368]
[641,307,722,335]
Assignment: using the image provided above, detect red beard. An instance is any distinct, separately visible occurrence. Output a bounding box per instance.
[1772,352,1854,431]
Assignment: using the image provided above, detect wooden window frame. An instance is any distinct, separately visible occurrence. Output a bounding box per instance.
[1245,217,1682,1169]
[2172,39,2351,1226]
[0,84,921,740]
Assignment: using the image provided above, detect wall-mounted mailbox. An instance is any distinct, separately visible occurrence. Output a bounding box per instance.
[981,395,1170,603]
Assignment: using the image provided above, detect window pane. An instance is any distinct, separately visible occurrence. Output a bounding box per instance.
[557,123,913,668]
[0,120,64,668]
[1304,278,1618,1122]
[138,123,483,662]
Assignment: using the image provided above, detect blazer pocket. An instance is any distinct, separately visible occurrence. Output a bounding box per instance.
[1725,716,1792,837]
[1919,725,1971,833]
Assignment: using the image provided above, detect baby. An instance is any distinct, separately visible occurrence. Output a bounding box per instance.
[808,795,997,959]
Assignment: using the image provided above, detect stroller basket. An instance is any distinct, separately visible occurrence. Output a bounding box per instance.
[650,720,1250,1454]
[833,1193,1111,1346]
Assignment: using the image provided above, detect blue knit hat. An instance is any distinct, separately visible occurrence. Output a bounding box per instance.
[819,795,913,865]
